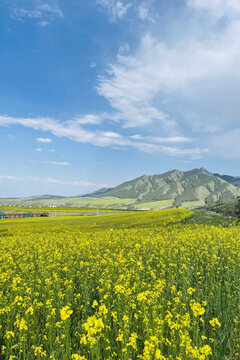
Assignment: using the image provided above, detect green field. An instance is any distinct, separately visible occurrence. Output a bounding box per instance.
[0,205,130,214]
[133,200,172,209]
[0,197,208,211]
[181,201,205,209]
[0,197,135,209]
[61,197,135,206]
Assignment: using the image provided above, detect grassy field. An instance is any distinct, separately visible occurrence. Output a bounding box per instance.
[0,209,240,359]
[133,200,172,210]
[61,197,135,206]
[181,201,205,209]
[0,205,129,214]
[0,197,135,209]
[0,197,207,210]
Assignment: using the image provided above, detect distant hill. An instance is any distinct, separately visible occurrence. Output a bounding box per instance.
[213,173,240,188]
[94,168,240,207]
[1,168,240,210]
[80,187,113,197]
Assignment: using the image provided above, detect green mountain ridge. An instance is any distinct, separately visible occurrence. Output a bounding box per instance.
[94,168,240,207]
[1,168,240,209]
[213,173,240,188]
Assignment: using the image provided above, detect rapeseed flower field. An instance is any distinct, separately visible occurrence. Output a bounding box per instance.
[0,209,240,359]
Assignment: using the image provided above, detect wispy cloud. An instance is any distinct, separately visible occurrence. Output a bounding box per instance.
[11,1,63,25]
[0,174,107,187]
[0,175,21,181]
[34,148,43,152]
[96,0,157,22]
[96,0,132,20]
[131,135,193,143]
[30,160,70,166]
[137,1,155,21]
[0,114,207,158]
[188,0,240,21]
[29,176,106,187]
[133,142,208,159]
[73,114,104,125]
[39,21,49,27]
[37,138,52,143]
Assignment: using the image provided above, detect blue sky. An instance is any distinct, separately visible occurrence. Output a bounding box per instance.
[1,0,240,197]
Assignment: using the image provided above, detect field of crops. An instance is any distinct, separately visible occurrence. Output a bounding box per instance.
[0,206,128,214]
[133,200,172,210]
[1,209,240,359]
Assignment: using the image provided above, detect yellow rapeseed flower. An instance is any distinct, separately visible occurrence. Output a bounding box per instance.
[190,301,205,317]
[71,355,87,360]
[60,306,73,321]
[209,318,221,327]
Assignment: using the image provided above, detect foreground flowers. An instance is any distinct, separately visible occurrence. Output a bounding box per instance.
[0,209,239,359]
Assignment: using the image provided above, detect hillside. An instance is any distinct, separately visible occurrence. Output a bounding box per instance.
[94,168,240,207]
[213,173,240,188]
[1,168,240,210]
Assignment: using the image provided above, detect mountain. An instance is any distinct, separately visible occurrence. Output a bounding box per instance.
[80,187,113,197]
[94,168,240,207]
[1,168,240,210]
[213,173,240,188]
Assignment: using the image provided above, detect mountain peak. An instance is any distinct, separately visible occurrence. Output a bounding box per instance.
[92,168,240,207]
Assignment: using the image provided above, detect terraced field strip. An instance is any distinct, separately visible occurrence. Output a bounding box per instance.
[133,199,173,209]
[181,201,205,209]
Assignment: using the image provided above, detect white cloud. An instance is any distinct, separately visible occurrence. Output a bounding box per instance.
[0,114,128,147]
[133,141,208,159]
[29,176,106,187]
[0,175,22,181]
[74,114,104,125]
[35,148,43,152]
[30,160,70,166]
[97,47,176,128]
[96,0,157,22]
[98,31,240,128]
[12,1,63,24]
[137,2,154,21]
[38,3,63,18]
[39,21,49,27]
[188,0,240,20]
[0,114,206,158]
[37,138,52,143]
[0,174,107,187]
[95,0,240,150]
[96,0,132,20]
[131,135,193,143]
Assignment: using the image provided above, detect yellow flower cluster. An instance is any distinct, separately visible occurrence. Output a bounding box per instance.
[190,301,206,317]
[60,306,73,321]
[0,208,238,359]
[209,317,221,327]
